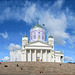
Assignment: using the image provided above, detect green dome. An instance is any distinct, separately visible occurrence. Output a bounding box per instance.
[32,21,43,29]
[23,33,28,37]
[48,35,53,38]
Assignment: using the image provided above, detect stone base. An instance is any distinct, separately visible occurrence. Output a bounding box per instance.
[0,62,75,74]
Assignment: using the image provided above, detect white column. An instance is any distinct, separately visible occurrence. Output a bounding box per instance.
[54,51,55,62]
[41,50,42,62]
[30,49,32,61]
[46,50,47,62]
[35,50,37,62]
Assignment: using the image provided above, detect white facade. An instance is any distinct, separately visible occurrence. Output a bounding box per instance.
[10,21,64,62]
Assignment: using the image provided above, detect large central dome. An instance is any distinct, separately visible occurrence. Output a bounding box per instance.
[30,21,45,42]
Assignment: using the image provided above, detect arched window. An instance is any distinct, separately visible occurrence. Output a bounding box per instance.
[38,35,40,39]
[42,36,44,39]
[31,36,32,40]
[34,35,36,39]
[38,32,40,34]
[34,32,36,34]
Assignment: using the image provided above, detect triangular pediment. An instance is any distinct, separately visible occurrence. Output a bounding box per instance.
[26,41,50,47]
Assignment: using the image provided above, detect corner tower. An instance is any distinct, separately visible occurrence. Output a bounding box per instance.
[30,21,45,42]
[22,33,28,49]
[48,35,54,50]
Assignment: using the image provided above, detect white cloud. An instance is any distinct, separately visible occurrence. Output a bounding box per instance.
[0,32,8,39]
[0,0,74,45]
[2,56,9,61]
[22,0,69,45]
[23,4,37,24]
[39,12,69,44]
[8,43,21,50]
[21,0,69,44]
[64,56,72,61]
[68,35,75,48]
[52,0,64,9]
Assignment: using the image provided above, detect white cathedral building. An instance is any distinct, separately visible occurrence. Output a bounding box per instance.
[10,21,64,62]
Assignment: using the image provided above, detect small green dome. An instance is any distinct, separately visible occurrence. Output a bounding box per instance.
[23,33,28,37]
[48,35,53,38]
[32,20,43,29]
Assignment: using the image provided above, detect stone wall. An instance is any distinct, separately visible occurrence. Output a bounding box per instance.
[0,62,75,74]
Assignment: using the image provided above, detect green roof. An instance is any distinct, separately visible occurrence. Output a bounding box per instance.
[32,21,44,29]
[48,35,53,38]
[23,33,28,37]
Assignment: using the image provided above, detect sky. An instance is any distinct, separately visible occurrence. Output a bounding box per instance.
[0,0,75,62]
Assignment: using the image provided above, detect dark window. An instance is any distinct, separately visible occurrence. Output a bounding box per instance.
[31,36,32,40]
[34,35,36,39]
[34,32,36,34]
[38,35,40,39]
[31,32,32,35]
[61,56,63,59]
[42,36,44,39]
[42,32,44,35]
[38,32,40,34]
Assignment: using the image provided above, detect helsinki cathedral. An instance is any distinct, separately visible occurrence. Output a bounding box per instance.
[10,21,64,62]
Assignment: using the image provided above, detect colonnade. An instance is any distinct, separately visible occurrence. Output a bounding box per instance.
[22,49,53,62]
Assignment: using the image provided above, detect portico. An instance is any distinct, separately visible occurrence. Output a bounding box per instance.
[22,49,52,62]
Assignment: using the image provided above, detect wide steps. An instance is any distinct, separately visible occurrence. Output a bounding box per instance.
[0,62,75,74]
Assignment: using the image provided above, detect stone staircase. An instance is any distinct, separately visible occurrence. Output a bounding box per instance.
[0,62,75,74]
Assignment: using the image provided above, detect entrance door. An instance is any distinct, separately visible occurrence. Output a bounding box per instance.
[37,50,41,62]
[37,57,40,62]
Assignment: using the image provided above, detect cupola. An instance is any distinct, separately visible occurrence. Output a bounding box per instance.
[22,33,28,49]
[30,21,45,42]
[48,34,54,50]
